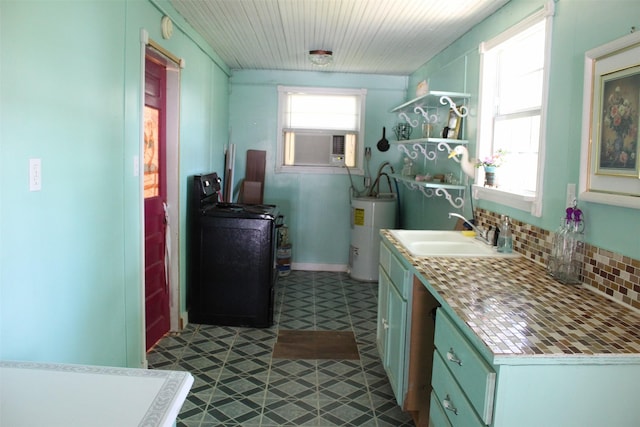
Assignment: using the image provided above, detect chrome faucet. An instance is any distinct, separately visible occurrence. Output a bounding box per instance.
[448,212,491,244]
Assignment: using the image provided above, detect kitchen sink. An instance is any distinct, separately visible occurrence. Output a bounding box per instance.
[388,229,520,258]
[389,230,470,244]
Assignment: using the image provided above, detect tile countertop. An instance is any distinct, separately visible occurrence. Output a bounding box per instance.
[0,361,193,427]
[381,230,640,364]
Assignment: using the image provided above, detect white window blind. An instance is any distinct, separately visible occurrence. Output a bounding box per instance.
[284,94,359,131]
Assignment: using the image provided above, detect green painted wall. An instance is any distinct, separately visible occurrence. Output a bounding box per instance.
[0,0,229,367]
[405,0,640,259]
[3,0,637,368]
[229,71,406,266]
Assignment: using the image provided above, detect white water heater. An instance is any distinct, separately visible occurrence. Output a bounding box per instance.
[349,195,397,282]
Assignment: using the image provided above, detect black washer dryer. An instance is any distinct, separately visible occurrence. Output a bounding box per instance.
[187,173,281,328]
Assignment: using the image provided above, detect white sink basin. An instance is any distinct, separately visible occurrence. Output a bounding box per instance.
[389,230,470,244]
[388,229,519,258]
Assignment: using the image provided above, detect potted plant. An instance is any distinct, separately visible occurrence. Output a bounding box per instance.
[476,149,506,187]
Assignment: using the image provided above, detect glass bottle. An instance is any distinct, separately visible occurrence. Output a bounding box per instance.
[565,208,584,284]
[401,157,413,177]
[548,211,569,277]
[497,216,513,253]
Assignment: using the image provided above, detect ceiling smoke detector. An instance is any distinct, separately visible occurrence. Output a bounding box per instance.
[308,50,333,66]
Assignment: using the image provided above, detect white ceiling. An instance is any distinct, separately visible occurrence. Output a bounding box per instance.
[170,0,510,75]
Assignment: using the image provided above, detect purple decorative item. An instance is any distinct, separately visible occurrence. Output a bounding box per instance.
[565,207,574,222]
[572,208,584,233]
[573,208,582,222]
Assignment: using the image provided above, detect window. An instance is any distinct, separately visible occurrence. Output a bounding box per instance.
[277,86,366,174]
[476,2,554,216]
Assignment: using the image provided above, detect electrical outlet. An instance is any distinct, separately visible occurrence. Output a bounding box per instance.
[566,183,576,208]
[29,158,42,191]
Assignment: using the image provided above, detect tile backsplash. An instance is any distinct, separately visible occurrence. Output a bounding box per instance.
[474,208,640,311]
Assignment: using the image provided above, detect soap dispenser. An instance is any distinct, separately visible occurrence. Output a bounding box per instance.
[497,216,513,253]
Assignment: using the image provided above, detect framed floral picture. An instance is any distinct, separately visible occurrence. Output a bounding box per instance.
[580,31,640,209]
[596,66,640,177]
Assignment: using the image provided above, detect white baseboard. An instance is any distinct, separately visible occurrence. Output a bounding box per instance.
[291,262,349,272]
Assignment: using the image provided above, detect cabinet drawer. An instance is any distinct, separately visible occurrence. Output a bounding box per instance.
[434,310,495,425]
[432,351,484,427]
[429,391,453,427]
[388,248,410,300]
[379,241,391,275]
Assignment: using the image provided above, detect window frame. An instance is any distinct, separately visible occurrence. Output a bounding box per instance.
[474,1,555,217]
[276,85,366,175]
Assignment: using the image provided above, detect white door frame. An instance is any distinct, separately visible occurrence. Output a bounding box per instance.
[140,30,183,362]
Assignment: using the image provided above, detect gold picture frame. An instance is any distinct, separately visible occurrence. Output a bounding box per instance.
[580,31,640,209]
[444,108,462,139]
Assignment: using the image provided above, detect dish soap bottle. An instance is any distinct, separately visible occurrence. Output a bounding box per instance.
[497,216,513,253]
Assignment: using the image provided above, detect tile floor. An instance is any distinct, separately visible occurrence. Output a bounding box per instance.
[148,270,415,426]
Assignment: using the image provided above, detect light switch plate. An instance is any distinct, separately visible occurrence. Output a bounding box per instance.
[133,155,140,177]
[566,183,576,208]
[29,158,42,191]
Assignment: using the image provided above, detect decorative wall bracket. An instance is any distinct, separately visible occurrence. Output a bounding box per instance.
[417,186,434,197]
[396,142,437,160]
[439,95,469,117]
[394,140,466,161]
[415,185,464,209]
[398,112,419,127]
[437,141,456,155]
[396,175,465,209]
[413,106,439,124]
[434,188,464,209]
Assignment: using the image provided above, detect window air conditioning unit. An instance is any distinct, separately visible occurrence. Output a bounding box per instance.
[330,135,346,166]
[284,131,354,167]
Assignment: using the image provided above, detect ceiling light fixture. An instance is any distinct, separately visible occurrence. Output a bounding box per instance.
[308,50,333,67]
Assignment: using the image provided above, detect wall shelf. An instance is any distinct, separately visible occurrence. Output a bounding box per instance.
[389,90,472,209]
[390,91,471,113]
[392,174,465,209]
[390,90,471,127]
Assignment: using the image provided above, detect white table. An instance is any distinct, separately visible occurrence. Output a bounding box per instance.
[0,361,193,427]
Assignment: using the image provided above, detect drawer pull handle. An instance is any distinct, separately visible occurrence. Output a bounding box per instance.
[443,395,458,415]
[447,348,462,366]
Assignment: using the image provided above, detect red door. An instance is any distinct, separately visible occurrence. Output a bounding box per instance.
[144,57,169,350]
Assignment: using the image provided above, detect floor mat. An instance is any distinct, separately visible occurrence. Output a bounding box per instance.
[272,330,360,360]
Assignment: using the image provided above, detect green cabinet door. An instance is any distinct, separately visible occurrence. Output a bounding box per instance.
[385,274,407,405]
[377,267,390,357]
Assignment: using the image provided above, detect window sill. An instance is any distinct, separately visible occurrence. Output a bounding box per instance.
[472,185,541,216]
